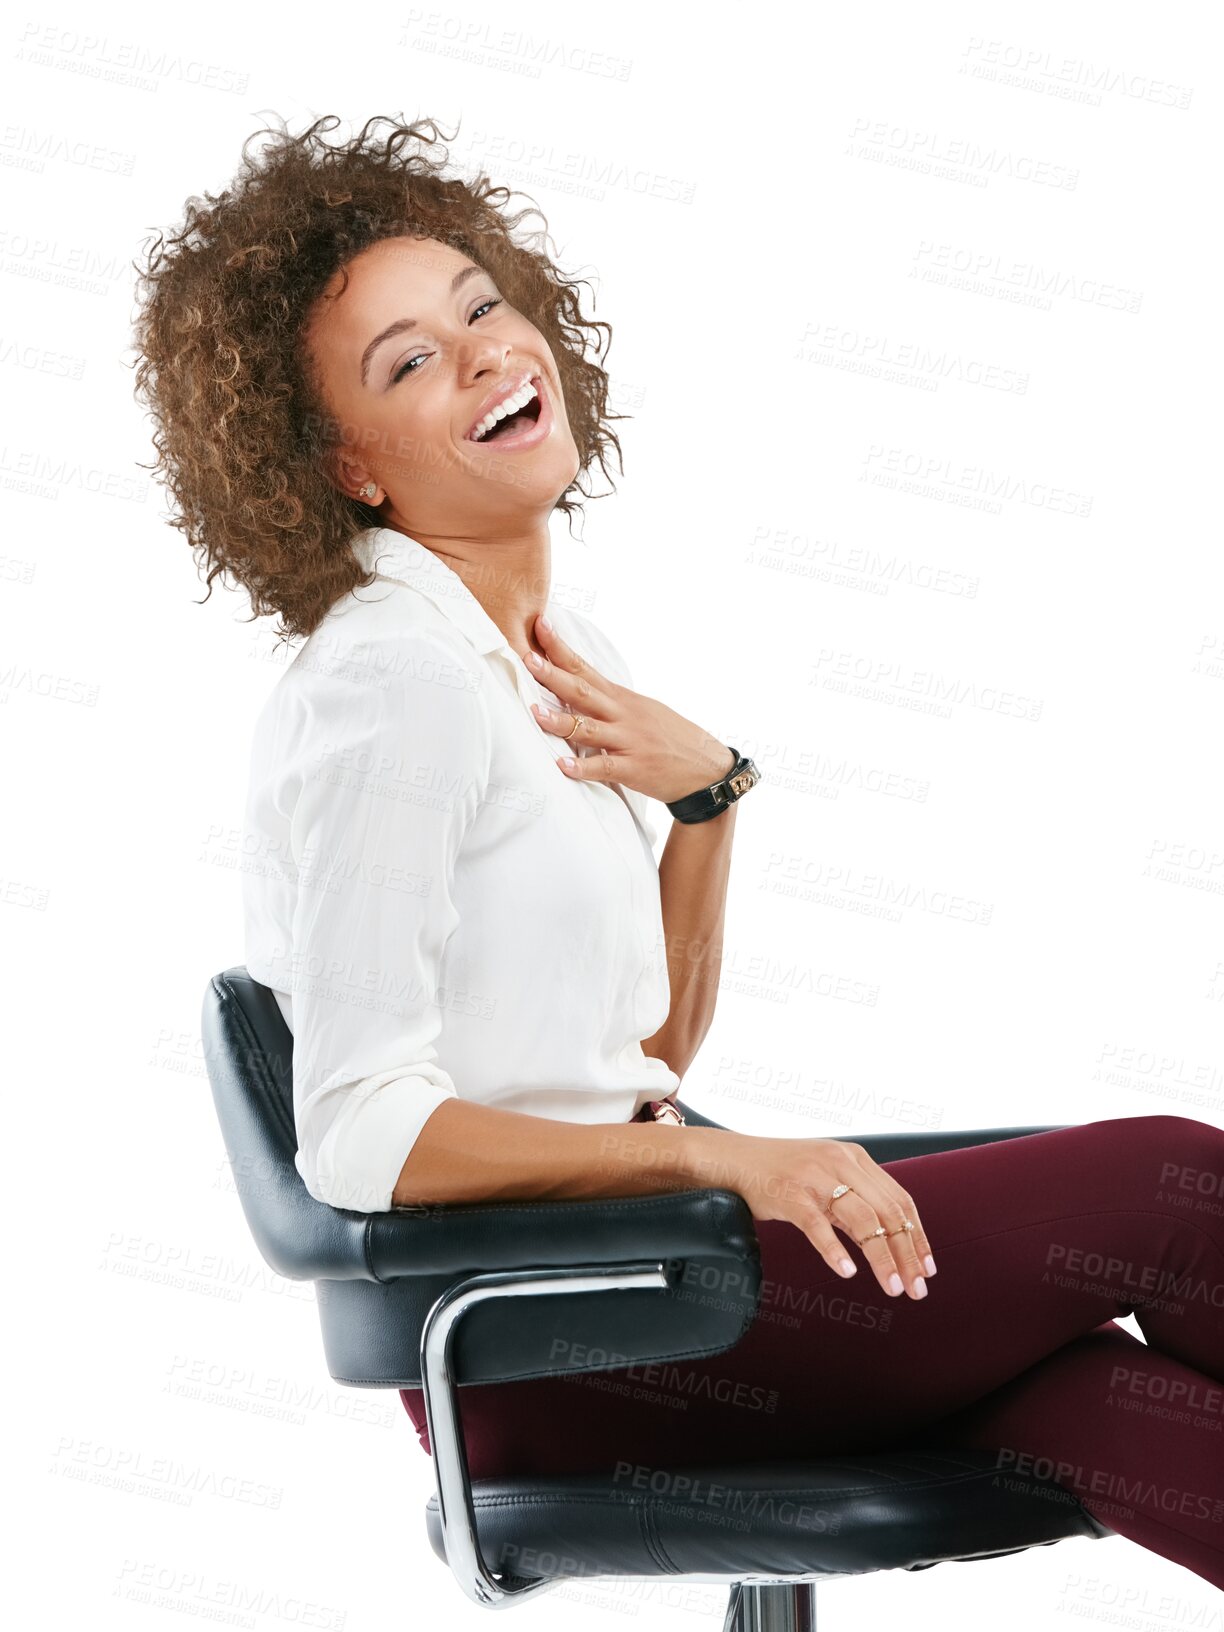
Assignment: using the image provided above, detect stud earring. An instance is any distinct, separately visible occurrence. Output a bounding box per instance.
[360,481,378,501]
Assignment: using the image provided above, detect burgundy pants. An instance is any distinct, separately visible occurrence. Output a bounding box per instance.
[398,1113,1224,1592]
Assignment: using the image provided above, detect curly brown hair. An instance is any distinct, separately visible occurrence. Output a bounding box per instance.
[130,112,626,646]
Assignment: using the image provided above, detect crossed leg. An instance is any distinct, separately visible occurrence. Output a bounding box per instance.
[403,1114,1224,1591]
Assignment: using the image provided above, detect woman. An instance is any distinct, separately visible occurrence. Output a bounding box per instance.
[134,114,1224,1593]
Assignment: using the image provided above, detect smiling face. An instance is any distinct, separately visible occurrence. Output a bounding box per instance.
[304,234,581,535]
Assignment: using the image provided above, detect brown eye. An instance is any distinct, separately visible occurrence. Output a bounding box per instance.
[390,299,503,385]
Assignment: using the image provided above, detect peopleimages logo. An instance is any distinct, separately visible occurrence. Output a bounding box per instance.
[612,1462,844,1532]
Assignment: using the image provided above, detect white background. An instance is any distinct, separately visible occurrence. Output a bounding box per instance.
[3,0,1221,1626]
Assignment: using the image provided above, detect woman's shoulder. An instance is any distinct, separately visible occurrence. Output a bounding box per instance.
[249,580,491,766]
[270,581,487,706]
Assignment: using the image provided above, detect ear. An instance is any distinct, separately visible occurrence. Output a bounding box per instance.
[327,449,381,506]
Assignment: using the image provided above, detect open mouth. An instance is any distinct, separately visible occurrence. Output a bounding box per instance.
[479,395,541,442]
[466,374,546,444]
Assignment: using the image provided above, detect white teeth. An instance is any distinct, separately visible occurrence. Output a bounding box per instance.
[470,376,538,442]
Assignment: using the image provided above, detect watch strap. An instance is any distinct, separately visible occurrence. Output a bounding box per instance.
[665,747,760,824]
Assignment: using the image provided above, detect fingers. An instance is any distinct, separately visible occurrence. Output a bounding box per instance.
[529,699,626,779]
[796,1205,864,1283]
[825,1164,935,1300]
[832,1191,927,1299]
[554,738,618,781]
[793,1190,933,1300]
[530,700,613,750]
[880,1177,937,1281]
[529,612,610,687]
[527,614,631,780]
[525,616,614,713]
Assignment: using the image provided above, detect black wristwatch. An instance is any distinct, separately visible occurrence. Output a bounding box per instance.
[665,746,761,824]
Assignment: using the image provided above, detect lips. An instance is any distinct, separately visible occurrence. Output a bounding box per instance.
[464,371,536,442]
[463,372,554,454]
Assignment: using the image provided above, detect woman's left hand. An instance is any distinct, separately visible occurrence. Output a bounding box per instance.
[522,612,736,805]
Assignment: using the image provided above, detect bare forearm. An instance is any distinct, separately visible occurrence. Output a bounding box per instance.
[391,1096,739,1208]
[641,803,738,1077]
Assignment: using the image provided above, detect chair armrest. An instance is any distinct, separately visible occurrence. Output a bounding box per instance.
[367,1185,751,1278]
[316,1185,763,1389]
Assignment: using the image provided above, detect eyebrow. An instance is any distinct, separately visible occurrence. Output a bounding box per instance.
[359,263,487,386]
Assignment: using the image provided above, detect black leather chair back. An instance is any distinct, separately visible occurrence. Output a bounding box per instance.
[201,967,762,1389]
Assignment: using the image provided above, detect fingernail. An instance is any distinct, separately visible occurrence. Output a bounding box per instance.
[886,1273,903,1297]
[924,1255,937,1276]
[912,1277,927,1298]
[525,650,542,666]
[838,1257,856,1277]
[560,756,576,771]
[539,613,553,631]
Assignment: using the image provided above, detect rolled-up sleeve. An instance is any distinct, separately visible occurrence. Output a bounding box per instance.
[284,633,491,1213]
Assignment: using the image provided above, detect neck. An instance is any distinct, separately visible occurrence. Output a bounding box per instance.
[381,512,552,657]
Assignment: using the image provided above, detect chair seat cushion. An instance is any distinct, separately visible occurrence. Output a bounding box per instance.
[425,1449,1114,1583]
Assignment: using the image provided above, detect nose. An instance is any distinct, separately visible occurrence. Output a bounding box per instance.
[457,331,512,384]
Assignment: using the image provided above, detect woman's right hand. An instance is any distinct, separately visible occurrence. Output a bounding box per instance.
[699,1131,937,1300]
[524,612,743,805]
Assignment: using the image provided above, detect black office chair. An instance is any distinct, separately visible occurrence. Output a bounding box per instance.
[202,966,1115,1628]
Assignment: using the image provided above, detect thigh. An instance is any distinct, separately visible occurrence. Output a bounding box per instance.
[691,1113,1223,1446]
[448,1115,1219,1479]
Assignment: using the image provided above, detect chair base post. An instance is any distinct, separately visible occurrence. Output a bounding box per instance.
[723,1580,818,1632]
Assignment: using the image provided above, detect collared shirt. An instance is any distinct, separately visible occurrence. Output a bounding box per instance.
[241,524,679,1213]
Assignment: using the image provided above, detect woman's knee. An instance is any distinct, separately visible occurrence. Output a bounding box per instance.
[1077,1114,1222,1201]
[1140,1115,1224,1203]
[1103,1114,1224,1200]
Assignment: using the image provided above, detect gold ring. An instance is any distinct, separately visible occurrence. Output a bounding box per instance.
[854,1219,916,1246]
[560,714,585,741]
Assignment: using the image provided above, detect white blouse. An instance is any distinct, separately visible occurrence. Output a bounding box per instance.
[241,524,680,1213]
